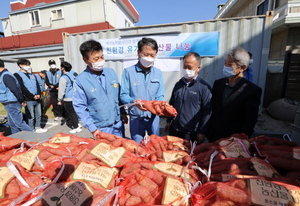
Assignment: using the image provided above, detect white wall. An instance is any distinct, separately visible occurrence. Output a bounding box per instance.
[114,1,135,28]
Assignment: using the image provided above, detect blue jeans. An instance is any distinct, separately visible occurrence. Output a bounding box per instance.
[4,102,33,134]
[25,101,42,130]
[130,115,160,144]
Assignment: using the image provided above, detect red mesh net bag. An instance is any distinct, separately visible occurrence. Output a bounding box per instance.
[118,169,191,206]
[134,100,178,117]
[191,178,300,206]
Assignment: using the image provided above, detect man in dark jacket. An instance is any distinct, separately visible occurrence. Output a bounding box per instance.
[0,59,32,134]
[207,47,262,142]
[45,59,64,121]
[164,52,212,144]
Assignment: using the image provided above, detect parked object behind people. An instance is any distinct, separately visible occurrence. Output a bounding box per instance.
[57,61,81,134]
[0,59,33,134]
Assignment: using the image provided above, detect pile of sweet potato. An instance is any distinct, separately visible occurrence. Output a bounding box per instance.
[0,131,299,206]
[134,100,178,117]
[0,132,195,206]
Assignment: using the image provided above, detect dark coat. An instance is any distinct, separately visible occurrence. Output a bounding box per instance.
[207,77,262,142]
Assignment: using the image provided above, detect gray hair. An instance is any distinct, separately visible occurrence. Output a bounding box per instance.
[183,52,201,66]
[226,47,250,67]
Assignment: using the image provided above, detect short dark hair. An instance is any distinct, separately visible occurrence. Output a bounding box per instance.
[40,70,47,74]
[183,52,201,65]
[137,37,158,53]
[17,59,31,66]
[61,61,72,72]
[0,59,4,68]
[80,39,103,60]
[48,59,56,65]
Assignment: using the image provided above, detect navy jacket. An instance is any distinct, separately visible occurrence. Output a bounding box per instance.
[167,75,212,135]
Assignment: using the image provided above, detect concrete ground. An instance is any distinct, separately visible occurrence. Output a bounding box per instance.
[0,112,294,143]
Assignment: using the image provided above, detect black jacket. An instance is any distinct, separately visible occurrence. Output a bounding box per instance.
[207,77,262,142]
[167,75,212,135]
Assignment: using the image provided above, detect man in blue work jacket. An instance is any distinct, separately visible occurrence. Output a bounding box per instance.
[120,37,164,143]
[73,40,127,139]
[14,59,47,133]
[0,59,33,134]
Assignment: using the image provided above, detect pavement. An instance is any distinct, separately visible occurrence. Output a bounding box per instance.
[0,115,293,143]
[0,117,109,142]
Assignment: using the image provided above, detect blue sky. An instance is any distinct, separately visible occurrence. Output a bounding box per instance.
[0,0,224,32]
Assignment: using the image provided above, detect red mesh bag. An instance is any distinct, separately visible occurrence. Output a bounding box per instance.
[118,169,190,206]
[120,160,199,186]
[134,100,178,117]
[0,133,28,152]
[75,139,136,168]
[249,135,298,147]
[191,178,300,206]
[194,135,251,168]
[0,161,44,204]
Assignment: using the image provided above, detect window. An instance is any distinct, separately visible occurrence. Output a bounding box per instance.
[29,10,40,26]
[257,0,270,15]
[51,9,63,20]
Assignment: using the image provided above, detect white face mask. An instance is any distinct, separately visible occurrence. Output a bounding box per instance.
[50,64,56,69]
[182,69,196,79]
[90,60,105,71]
[223,66,236,78]
[22,66,31,71]
[249,59,253,65]
[139,57,155,68]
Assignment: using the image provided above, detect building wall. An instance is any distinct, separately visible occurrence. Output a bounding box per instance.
[230,0,261,17]
[114,1,135,28]
[276,0,289,8]
[6,0,106,35]
[269,28,289,58]
[286,27,300,54]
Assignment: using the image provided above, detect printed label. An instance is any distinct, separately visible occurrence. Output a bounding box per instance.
[167,136,183,142]
[72,162,117,189]
[154,162,192,181]
[50,136,71,144]
[42,181,94,206]
[251,157,280,178]
[249,179,300,206]
[219,137,250,148]
[221,174,259,181]
[90,143,125,167]
[42,143,60,148]
[162,177,189,206]
[0,167,15,199]
[9,149,40,170]
[293,148,300,160]
[220,141,250,158]
[162,151,187,162]
[172,142,186,151]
